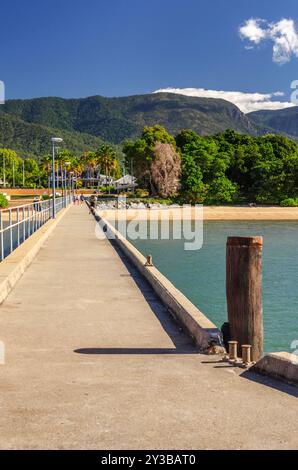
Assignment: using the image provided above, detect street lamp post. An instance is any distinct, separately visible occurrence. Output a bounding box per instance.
[69,171,74,196]
[51,137,63,219]
[38,156,41,188]
[3,154,6,187]
[12,160,15,187]
[64,162,71,206]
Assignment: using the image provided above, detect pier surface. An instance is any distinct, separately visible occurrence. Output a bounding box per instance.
[0,205,297,450]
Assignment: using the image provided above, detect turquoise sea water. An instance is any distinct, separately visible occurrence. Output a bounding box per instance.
[121,220,298,353]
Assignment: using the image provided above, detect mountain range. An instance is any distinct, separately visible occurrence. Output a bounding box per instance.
[0,92,296,157]
[247,107,298,139]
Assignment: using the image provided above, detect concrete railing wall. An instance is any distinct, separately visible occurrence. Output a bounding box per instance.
[94,209,222,352]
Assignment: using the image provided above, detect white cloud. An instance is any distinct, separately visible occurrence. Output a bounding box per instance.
[153,87,295,113]
[239,18,267,44]
[239,17,298,64]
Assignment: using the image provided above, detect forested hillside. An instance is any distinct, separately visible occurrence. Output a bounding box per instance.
[0,92,258,146]
[0,112,105,157]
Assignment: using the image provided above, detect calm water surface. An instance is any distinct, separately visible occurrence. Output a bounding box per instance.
[121,220,298,353]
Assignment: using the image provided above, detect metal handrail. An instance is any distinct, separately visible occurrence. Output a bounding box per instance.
[1,200,52,212]
[0,195,72,261]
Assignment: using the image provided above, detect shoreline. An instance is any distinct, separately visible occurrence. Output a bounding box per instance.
[98,205,298,221]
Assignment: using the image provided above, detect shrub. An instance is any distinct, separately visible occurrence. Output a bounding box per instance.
[0,194,9,208]
[99,185,114,193]
[145,198,173,205]
[280,198,298,207]
[135,188,149,198]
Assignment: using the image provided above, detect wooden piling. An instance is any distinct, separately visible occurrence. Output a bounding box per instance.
[226,236,263,362]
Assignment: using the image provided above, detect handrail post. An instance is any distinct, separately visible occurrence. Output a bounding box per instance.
[0,211,3,261]
[22,206,25,242]
[9,209,12,255]
[52,143,56,219]
[17,207,20,247]
[33,203,36,232]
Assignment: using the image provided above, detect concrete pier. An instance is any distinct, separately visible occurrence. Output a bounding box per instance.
[0,205,297,449]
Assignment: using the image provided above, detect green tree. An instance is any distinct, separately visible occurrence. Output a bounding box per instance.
[206,176,238,204]
[179,153,206,203]
[0,148,22,187]
[23,158,40,188]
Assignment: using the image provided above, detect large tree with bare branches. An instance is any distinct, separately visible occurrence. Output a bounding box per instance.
[123,125,181,197]
[150,143,181,197]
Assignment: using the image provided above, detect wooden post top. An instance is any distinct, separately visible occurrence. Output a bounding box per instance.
[227,236,263,247]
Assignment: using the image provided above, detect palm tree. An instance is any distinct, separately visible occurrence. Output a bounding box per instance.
[80,152,98,188]
[96,145,119,183]
[41,155,52,189]
[69,158,84,189]
[110,158,121,179]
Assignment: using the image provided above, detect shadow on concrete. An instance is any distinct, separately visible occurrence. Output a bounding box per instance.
[75,229,199,356]
[201,360,224,364]
[201,359,298,396]
[240,370,298,398]
[212,365,236,369]
[74,347,199,355]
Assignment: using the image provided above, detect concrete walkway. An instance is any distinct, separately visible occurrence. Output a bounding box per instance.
[0,205,297,450]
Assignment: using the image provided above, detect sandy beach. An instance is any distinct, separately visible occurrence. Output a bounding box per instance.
[98,205,298,221]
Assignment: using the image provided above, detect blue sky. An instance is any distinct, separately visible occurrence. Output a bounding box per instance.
[1,0,298,111]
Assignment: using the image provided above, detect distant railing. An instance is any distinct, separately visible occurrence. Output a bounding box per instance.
[0,195,72,261]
